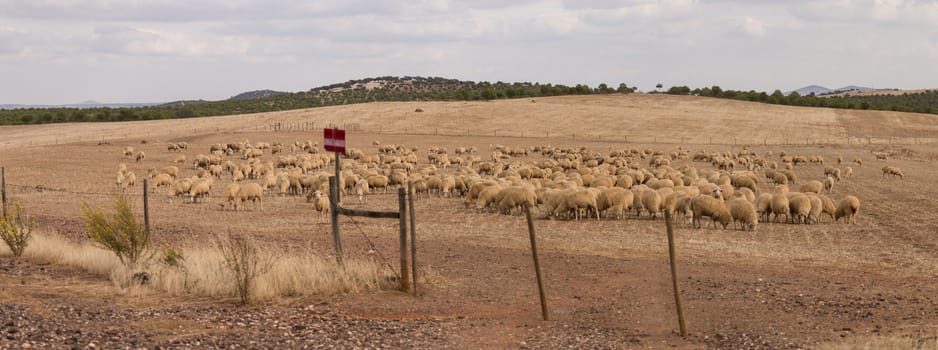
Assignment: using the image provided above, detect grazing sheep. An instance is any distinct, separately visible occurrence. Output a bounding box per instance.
[135,151,146,162]
[772,173,789,185]
[441,176,457,198]
[152,173,173,189]
[756,193,773,223]
[641,189,663,219]
[235,183,264,211]
[854,158,863,167]
[788,193,811,224]
[173,154,187,164]
[168,178,193,199]
[823,177,835,193]
[123,146,135,157]
[806,194,823,224]
[882,166,903,179]
[690,195,730,229]
[117,163,128,176]
[167,143,180,152]
[117,171,136,191]
[770,187,790,223]
[874,153,888,161]
[727,198,758,231]
[221,184,241,210]
[799,180,824,194]
[834,195,861,224]
[188,180,211,203]
[475,185,504,212]
[562,189,601,221]
[496,186,537,215]
[816,194,836,222]
[598,187,634,220]
[732,175,757,193]
[161,166,179,179]
[309,190,330,223]
[780,169,798,184]
[844,167,853,178]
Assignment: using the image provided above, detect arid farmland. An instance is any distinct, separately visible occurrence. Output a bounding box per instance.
[2,94,937,349]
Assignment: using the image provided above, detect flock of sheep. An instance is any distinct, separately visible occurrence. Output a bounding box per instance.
[110,137,906,232]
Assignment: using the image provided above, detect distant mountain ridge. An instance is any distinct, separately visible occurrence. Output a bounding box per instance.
[0,101,162,110]
[787,85,875,96]
[229,90,288,100]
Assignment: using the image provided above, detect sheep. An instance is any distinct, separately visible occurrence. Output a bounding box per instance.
[135,151,146,162]
[496,186,537,215]
[598,187,634,220]
[466,181,499,208]
[772,173,789,185]
[475,185,504,212]
[788,193,811,224]
[806,194,823,224]
[152,173,173,189]
[235,183,264,211]
[823,177,835,193]
[367,174,390,193]
[799,180,824,194]
[308,190,330,223]
[221,184,241,210]
[690,195,730,229]
[818,194,837,222]
[188,180,211,203]
[441,176,457,198]
[756,193,773,223]
[780,169,798,184]
[834,195,860,224]
[117,163,127,176]
[561,189,601,221]
[160,166,179,179]
[173,154,187,164]
[882,166,903,179]
[123,146,135,157]
[167,143,180,152]
[844,167,853,178]
[874,153,888,161]
[854,158,863,167]
[168,178,193,199]
[732,175,757,193]
[641,189,663,219]
[770,186,790,223]
[348,178,369,204]
[116,171,136,191]
[727,198,758,231]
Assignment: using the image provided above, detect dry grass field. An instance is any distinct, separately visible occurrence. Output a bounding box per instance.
[2,94,938,349]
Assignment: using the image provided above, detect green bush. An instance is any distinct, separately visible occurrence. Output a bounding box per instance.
[0,202,34,257]
[82,194,149,267]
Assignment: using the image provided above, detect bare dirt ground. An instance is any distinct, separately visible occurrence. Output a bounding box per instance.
[2,94,938,349]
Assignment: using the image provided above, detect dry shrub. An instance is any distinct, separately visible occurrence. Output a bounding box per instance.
[216,232,272,305]
[815,335,938,350]
[0,202,34,257]
[81,194,150,267]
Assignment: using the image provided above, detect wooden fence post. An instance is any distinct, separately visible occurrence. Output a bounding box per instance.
[398,187,410,292]
[664,210,687,337]
[408,181,418,296]
[524,203,549,321]
[329,177,344,265]
[143,178,150,240]
[1,165,6,218]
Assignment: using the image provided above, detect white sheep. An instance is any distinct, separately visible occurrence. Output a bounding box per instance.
[221,184,241,210]
[235,183,264,211]
[310,190,330,223]
[135,151,146,163]
[598,187,634,220]
[823,177,835,193]
[690,195,730,229]
[756,193,773,223]
[353,178,370,204]
[834,195,860,224]
[188,180,211,203]
[727,198,757,231]
[799,180,823,194]
[882,166,903,179]
[770,186,790,223]
[641,189,662,219]
[788,193,811,224]
[496,186,537,215]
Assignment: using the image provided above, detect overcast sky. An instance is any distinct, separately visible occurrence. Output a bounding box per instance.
[1,0,936,104]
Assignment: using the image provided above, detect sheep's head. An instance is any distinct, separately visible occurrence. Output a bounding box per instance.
[711,186,723,198]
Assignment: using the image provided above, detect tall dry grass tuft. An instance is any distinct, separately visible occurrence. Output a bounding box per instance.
[20,232,122,277]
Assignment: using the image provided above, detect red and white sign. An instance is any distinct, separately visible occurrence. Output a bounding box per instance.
[323,128,346,153]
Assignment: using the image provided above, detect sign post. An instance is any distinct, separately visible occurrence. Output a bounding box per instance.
[324,128,347,264]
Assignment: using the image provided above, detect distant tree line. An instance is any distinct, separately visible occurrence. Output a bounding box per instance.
[0,76,637,125]
[660,85,938,115]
